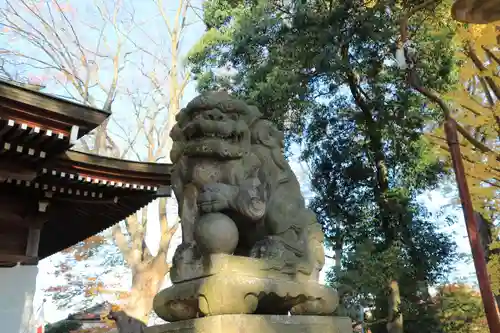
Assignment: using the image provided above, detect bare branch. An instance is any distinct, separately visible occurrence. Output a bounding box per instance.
[112,224,133,265]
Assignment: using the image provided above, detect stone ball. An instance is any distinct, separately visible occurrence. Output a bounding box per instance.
[194,212,239,254]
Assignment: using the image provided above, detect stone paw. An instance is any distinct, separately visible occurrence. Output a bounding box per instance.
[199,291,259,316]
[290,298,334,316]
[250,237,293,261]
[157,300,199,322]
[170,242,204,283]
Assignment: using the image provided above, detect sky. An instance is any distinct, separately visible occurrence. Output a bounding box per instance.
[0,0,478,324]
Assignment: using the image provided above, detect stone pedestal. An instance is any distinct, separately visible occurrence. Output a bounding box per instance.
[154,254,338,322]
[145,315,352,333]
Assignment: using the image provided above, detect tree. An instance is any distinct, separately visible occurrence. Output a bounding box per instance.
[188,1,459,333]
[435,23,500,298]
[435,284,489,333]
[398,1,499,218]
[0,0,201,323]
[0,0,125,154]
[397,0,500,303]
[446,24,499,217]
[44,234,127,310]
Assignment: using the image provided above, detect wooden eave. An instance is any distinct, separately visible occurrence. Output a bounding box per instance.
[0,79,109,136]
[39,153,171,259]
[0,152,172,262]
[0,80,111,177]
[49,150,173,189]
[0,82,177,265]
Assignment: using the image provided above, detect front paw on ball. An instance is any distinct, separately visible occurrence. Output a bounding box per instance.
[198,199,229,212]
[197,183,237,212]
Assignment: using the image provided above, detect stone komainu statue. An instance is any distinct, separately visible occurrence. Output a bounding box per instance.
[153,92,337,322]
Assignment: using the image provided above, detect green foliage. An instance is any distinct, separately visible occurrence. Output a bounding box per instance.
[488,242,500,294]
[188,0,315,140]
[190,0,461,332]
[435,284,489,333]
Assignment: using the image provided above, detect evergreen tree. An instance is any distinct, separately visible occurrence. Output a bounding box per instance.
[188,1,460,332]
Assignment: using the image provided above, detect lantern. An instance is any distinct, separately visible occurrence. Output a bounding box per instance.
[451,0,500,24]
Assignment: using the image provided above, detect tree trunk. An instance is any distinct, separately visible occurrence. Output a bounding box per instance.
[92,118,110,155]
[112,212,178,325]
[342,42,404,333]
[123,266,166,324]
[386,280,403,333]
[334,248,342,269]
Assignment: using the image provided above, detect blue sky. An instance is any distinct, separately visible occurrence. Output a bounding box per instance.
[0,0,477,323]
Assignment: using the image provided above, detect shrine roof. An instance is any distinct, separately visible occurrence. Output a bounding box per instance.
[0,150,173,264]
[0,79,109,135]
[0,80,174,264]
[0,79,111,168]
[37,152,171,259]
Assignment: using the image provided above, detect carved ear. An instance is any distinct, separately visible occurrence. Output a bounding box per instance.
[170,159,186,204]
[248,105,262,118]
[250,120,275,147]
[252,120,285,148]
[175,109,186,122]
[244,105,263,125]
[251,120,289,175]
[170,125,185,163]
[276,129,285,148]
[271,148,288,174]
[170,144,184,164]
[170,124,184,141]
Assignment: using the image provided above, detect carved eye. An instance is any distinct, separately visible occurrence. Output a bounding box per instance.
[192,111,203,120]
[225,102,236,112]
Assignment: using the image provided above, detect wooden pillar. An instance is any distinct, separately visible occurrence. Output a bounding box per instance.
[444,120,500,333]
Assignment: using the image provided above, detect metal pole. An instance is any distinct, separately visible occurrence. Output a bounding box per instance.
[444,119,500,333]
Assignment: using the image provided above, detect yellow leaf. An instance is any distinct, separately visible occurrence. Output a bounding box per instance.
[470,25,487,39]
[364,0,377,8]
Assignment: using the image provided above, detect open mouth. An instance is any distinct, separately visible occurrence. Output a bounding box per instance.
[187,130,243,144]
[184,139,244,158]
[183,120,244,144]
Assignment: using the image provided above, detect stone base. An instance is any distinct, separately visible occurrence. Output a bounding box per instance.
[154,254,339,322]
[154,274,337,322]
[145,315,352,333]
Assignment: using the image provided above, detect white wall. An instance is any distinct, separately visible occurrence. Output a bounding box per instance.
[0,264,38,333]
